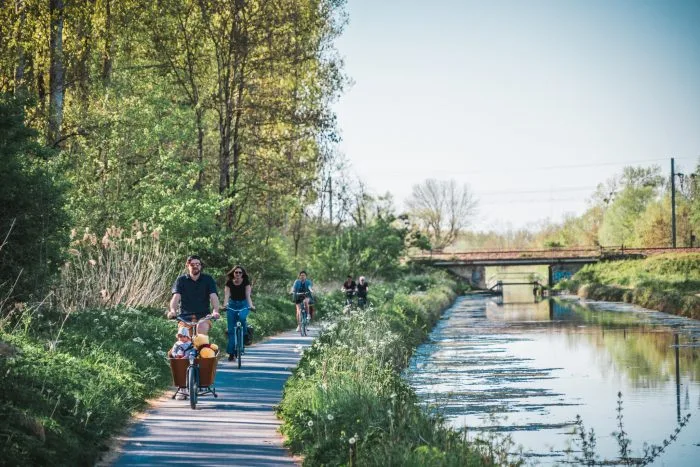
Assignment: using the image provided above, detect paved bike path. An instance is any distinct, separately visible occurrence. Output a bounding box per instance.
[107,327,316,466]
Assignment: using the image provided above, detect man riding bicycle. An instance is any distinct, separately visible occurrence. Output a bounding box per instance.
[168,255,220,335]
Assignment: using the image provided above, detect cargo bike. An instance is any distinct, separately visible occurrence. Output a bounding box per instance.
[168,315,219,410]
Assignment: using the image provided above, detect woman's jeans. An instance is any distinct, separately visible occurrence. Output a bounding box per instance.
[227,299,249,355]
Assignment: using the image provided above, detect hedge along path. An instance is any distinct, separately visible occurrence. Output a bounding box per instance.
[102,327,317,467]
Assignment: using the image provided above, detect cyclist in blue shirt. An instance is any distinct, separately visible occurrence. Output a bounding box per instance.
[291,270,313,331]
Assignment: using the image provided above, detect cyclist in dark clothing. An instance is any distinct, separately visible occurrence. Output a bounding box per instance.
[224,265,255,361]
[168,255,220,335]
[342,275,356,305]
[356,276,369,308]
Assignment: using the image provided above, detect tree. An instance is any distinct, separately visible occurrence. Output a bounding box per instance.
[0,95,68,302]
[407,179,477,250]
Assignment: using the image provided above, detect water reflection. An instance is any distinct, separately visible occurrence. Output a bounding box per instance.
[405,294,700,464]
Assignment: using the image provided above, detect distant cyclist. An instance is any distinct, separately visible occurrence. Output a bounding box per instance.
[342,275,356,306]
[168,255,220,335]
[224,265,255,361]
[291,270,313,331]
[356,276,369,309]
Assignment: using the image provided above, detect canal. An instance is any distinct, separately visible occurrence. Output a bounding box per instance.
[405,288,700,464]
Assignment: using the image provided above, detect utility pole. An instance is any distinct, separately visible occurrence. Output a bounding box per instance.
[328,176,333,224]
[671,157,676,248]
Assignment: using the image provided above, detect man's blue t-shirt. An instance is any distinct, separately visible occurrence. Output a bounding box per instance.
[172,273,218,319]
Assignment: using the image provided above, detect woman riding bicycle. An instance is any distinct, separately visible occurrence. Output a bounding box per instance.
[224,265,255,362]
[291,270,313,332]
[342,275,356,306]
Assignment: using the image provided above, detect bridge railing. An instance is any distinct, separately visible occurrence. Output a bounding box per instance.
[410,246,700,262]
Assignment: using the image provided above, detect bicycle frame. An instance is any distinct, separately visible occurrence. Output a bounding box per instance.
[171,315,218,409]
[227,307,247,369]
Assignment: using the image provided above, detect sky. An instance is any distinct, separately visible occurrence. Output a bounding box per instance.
[332,0,700,231]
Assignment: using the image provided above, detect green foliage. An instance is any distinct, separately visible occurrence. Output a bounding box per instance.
[556,253,700,319]
[0,289,311,466]
[308,216,408,281]
[0,96,69,302]
[278,273,517,466]
[599,185,658,246]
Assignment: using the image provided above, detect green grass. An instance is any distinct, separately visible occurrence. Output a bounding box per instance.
[277,273,517,466]
[556,253,700,318]
[0,294,313,467]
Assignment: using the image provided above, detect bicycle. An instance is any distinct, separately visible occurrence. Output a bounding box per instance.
[357,295,367,309]
[342,289,355,307]
[293,291,309,336]
[169,314,219,410]
[227,306,248,369]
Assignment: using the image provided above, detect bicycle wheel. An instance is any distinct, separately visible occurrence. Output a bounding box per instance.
[188,365,198,410]
[237,324,243,369]
[301,309,308,336]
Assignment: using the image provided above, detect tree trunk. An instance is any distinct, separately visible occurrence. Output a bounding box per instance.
[102,0,113,85]
[14,0,25,92]
[194,107,204,190]
[48,0,65,145]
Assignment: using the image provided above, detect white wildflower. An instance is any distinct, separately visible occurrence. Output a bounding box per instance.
[307,420,314,427]
[327,414,334,421]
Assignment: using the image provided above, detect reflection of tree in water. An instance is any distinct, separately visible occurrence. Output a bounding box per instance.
[553,300,700,385]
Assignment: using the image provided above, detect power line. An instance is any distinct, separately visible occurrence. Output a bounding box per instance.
[479,197,588,205]
[455,156,699,175]
[477,185,597,196]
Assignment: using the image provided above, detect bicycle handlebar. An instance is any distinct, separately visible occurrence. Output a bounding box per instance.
[171,313,219,324]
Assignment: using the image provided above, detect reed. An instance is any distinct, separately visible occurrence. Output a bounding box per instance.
[55,222,179,312]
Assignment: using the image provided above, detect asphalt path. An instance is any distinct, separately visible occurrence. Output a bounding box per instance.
[106,326,316,466]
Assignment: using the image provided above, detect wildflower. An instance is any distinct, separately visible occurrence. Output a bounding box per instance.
[151,229,160,240]
[68,248,81,256]
[70,228,77,239]
[136,231,143,240]
[132,337,145,344]
[349,437,356,445]
[88,259,97,266]
[307,420,314,427]
[327,414,334,421]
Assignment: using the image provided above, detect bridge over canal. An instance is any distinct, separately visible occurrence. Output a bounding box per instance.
[409,246,700,289]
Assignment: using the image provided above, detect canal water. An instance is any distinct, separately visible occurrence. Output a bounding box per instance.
[405,288,700,465]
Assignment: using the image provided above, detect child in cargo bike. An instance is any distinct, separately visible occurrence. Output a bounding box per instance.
[170,327,195,358]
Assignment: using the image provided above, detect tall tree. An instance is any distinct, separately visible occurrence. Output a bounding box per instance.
[48,0,65,144]
[407,179,478,250]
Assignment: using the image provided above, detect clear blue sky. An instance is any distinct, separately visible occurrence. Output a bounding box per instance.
[333,0,700,231]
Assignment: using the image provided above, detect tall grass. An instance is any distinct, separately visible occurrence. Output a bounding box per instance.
[556,253,700,319]
[55,222,179,311]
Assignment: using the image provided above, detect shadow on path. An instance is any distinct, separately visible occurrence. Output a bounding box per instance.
[105,326,318,466]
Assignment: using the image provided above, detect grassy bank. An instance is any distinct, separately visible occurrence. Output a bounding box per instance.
[0,294,317,466]
[555,253,700,319]
[277,273,514,466]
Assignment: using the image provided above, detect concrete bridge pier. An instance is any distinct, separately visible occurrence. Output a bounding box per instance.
[445,265,486,289]
[549,263,586,285]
